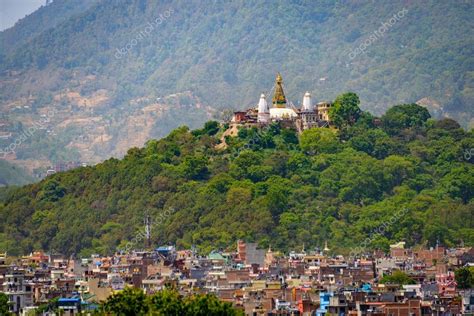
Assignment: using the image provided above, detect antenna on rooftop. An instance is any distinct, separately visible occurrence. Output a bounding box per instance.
[144,213,151,249]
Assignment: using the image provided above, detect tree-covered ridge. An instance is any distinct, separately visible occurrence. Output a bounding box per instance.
[0,98,473,257]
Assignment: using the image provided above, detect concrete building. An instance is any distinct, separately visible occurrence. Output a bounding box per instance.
[2,270,33,314]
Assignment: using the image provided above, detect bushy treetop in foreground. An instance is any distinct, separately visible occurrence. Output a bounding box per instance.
[100,287,243,316]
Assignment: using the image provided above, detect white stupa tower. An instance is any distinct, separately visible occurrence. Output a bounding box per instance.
[300,91,317,130]
[257,93,270,124]
[302,91,314,111]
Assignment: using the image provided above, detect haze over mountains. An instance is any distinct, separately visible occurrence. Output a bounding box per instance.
[0,0,473,184]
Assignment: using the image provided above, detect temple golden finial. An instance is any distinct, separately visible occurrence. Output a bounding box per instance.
[276,73,283,83]
[272,72,287,108]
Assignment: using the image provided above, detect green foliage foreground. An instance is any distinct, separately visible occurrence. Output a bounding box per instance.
[0,292,11,316]
[379,270,415,286]
[455,267,474,289]
[0,99,473,256]
[100,287,243,316]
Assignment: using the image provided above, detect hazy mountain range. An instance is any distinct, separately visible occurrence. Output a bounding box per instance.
[0,0,473,184]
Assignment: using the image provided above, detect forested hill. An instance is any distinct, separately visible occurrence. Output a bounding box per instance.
[0,99,473,257]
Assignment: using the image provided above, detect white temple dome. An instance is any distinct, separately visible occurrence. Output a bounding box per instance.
[270,107,298,119]
[302,91,313,111]
[257,93,269,113]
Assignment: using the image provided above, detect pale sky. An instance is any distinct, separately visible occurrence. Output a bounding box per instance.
[0,0,44,31]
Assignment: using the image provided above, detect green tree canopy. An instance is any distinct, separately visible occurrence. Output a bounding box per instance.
[381,104,431,135]
[300,128,340,154]
[380,270,415,286]
[329,92,362,128]
[455,267,474,289]
[0,293,10,316]
[100,288,243,316]
[101,287,149,316]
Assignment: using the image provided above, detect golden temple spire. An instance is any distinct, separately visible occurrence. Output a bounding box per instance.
[272,72,287,108]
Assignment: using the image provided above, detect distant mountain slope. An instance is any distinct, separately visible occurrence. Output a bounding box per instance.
[0,0,472,175]
[0,0,97,55]
[2,0,472,115]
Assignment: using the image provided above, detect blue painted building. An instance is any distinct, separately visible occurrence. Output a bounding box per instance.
[316,292,333,316]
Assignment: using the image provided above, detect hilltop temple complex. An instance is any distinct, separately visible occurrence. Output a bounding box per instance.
[232,73,333,133]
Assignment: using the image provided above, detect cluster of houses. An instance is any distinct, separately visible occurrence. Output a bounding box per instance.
[1,241,474,315]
